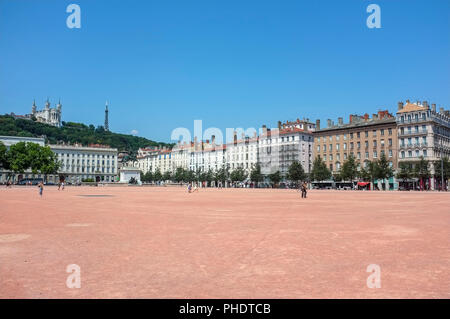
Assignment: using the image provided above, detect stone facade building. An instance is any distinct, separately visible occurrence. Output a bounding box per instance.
[313,110,398,188]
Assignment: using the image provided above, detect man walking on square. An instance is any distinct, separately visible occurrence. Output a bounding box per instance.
[301,181,308,198]
[38,181,44,197]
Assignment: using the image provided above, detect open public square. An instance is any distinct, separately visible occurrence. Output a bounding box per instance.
[0,186,448,299]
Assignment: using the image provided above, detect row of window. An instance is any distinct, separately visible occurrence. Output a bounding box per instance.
[318,139,393,152]
[61,166,115,174]
[400,150,428,158]
[317,129,393,143]
[398,112,428,123]
[324,150,394,162]
[57,153,116,159]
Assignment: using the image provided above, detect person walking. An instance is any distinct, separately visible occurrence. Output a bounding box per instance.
[301,181,308,198]
[38,181,44,197]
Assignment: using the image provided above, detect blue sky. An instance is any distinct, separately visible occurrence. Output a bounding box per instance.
[0,0,449,143]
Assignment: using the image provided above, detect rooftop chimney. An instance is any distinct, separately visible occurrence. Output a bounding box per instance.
[372,114,378,120]
[338,117,343,126]
[432,104,436,112]
[277,121,282,129]
[327,119,332,128]
[423,101,428,109]
[315,119,320,130]
[211,135,216,145]
[398,102,404,111]
[440,107,444,114]
[406,99,410,104]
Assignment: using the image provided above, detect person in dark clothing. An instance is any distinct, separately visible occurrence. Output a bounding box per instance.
[301,181,308,198]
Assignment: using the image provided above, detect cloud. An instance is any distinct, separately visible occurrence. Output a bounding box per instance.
[130,129,139,135]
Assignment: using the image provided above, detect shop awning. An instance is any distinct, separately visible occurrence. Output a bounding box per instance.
[357,182,370,186]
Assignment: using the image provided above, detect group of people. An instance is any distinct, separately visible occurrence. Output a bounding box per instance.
[187,183,199,193]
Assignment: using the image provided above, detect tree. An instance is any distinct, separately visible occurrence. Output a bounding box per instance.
[433,157,450,191]
[396,162,413,188]
[249,163,264,187]
[340,154,358,185]
[0,141,8,170]
[142,171,153,183]
[7,142,31,181]
[413,156,430,190]
[214,166,228,185]
[230,167,247,183]
[268,170,281,187]
[153,168,162,182]
[376,153,394,190]
[174,167,186,183]
[287,161,306,185]
[162,171,172,182]
[360,160,379,189]
[310,155,331,182]
[36,146,60,182]
[204,169,214,186]
[185,169,195,183]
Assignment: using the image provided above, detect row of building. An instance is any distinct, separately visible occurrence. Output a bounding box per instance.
[128,100,450,189]
[1,100,449,189]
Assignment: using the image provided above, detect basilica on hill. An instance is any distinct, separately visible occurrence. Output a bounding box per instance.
[30,98,62,127]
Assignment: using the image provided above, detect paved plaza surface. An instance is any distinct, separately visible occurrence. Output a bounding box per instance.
[0,186,448,298]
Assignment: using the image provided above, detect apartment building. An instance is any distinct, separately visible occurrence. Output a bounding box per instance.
[259,119,315,178]
[313,110,398,175]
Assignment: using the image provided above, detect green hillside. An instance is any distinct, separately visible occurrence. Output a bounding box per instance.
[0,115,172,154]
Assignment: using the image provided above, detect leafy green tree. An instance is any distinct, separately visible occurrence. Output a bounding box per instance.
[396,162,413,187]
[7,142,31,180]
[249,163,264,187]
[230,167,247,183]
[366,161,380,189]
[0,141,9,170]
[162,171,172,182]
[340,154,358,184]
[174,167,186,183]
[268,170,281,187]
[36,146,60,182]
[310,155,331,182]
[287,161,306,185]
[185,169,195,183]
[433,157,450,190]
[204,169,214,186]
[376,153,394,189]
[214,166,229,184]
[153,168,162,182]
[413,156,431,190]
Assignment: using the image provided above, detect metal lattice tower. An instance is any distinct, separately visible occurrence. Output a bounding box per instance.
[104,101,109,131]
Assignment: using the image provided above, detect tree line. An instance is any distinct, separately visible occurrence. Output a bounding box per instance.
[140,154,449,190]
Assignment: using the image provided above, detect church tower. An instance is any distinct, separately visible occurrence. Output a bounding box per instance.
[56,99,62,127]
[104,101,109,131]
[32,100,36,114]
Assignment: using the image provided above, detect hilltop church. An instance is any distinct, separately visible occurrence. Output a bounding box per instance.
[30,99,62,127]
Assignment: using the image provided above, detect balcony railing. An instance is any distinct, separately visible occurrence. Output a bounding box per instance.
[398,130,428,136]
[399,142,428,149]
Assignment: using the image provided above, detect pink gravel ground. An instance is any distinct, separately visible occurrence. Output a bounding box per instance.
[0,186,449,298]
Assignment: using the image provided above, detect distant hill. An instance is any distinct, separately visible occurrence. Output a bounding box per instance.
[0,115,172,154]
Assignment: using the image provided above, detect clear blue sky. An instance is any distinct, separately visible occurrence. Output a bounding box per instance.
[0,0,449,143]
